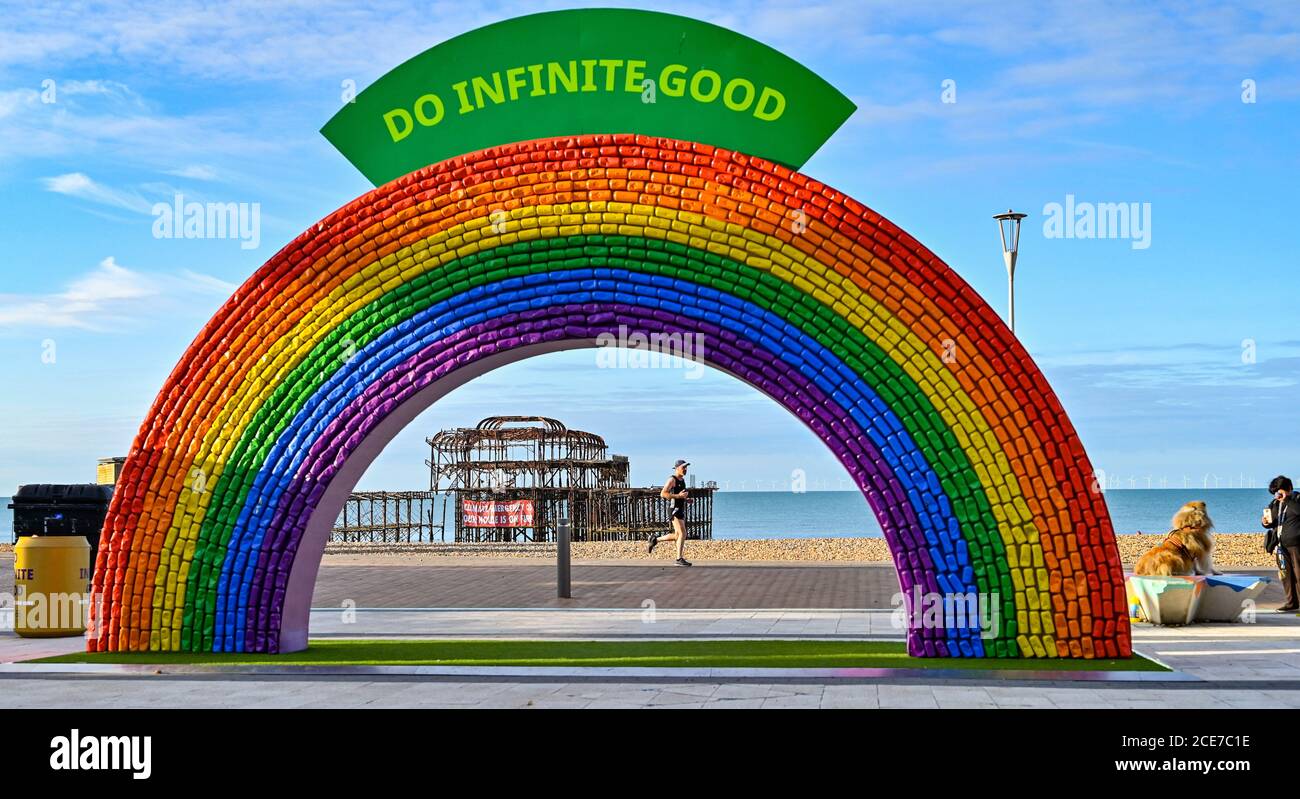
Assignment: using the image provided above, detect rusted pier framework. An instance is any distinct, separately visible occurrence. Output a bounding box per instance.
[425,416,715,542]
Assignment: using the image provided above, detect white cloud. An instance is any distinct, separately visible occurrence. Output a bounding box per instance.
[63,256,157,304]
[0,1,531,82]
[42,172,153,213]
[789,0,1300,150]
[1090,362,1296,391]
[177,269,238,294]
[0,1,1286,88]
[1037,340,1300,369]
[0,1,1295,182]
[0,256,236,331]
[166,165,219,181]
[0,80,289,169]
[0,28,94,69]
[0,87,38,120]
[58,79,140,100]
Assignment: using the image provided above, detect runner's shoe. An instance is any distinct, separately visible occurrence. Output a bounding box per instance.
[675,557,692,567]
[647,532,659,554]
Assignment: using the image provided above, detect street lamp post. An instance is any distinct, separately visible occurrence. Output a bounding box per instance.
[993,209,1028,333]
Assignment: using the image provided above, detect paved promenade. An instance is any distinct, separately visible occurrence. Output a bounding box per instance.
[3,555,1296,708]
[7,610,1300,708]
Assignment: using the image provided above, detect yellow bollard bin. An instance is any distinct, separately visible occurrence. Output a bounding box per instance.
[13,536,91,638]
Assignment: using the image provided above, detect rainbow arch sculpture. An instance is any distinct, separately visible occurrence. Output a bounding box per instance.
[90,135,1130,659]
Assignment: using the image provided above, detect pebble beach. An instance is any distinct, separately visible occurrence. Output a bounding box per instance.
[3,533,1273,568]
[318,532,1276,569]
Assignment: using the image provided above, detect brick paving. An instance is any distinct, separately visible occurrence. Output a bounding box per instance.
[3,552,1283,611]
[307,557,903,609]
[2,552,900,609]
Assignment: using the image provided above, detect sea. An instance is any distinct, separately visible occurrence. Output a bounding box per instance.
[713,488,1270,538]
[0,488,1272,541]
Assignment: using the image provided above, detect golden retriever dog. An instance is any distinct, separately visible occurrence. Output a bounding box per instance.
[1134,500,1219,576]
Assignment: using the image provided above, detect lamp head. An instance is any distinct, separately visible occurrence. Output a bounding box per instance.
[993,209,1028,271]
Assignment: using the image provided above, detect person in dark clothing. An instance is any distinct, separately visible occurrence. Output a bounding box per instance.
[1263,475,1300,611]
[648,459,692,566]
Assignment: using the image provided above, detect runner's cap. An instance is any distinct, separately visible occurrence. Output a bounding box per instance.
[674,459,690,467]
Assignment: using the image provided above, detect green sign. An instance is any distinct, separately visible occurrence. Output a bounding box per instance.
[322,9,856,186]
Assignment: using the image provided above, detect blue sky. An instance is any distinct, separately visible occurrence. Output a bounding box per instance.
[1,0,1297,493]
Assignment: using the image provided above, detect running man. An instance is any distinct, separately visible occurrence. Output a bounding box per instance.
[648,459,692,566]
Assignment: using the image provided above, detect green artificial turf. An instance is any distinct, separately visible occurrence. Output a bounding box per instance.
[29,639,1169,671]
